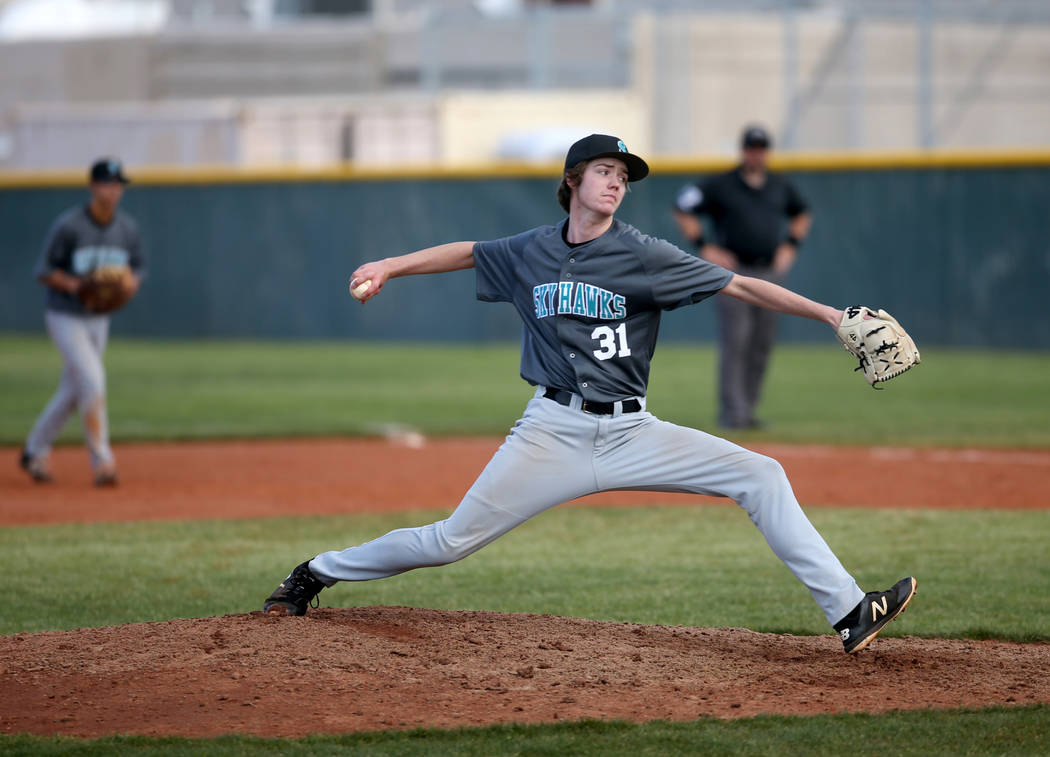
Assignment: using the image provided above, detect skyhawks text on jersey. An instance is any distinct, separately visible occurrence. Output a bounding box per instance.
[533,281,626,320]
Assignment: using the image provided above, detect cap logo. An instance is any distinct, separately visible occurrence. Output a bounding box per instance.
[617,140,627,153]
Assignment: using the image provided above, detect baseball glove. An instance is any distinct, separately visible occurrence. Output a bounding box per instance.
[77,265,135,314]
[836,306,921,386]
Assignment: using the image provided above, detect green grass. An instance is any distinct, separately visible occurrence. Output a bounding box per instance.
[2,706,1048,756]
[2,507,1047,640]
[0,336,532,441]
[2,334,1049,447]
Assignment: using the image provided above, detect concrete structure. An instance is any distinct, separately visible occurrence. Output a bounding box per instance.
[0,2,1048,170]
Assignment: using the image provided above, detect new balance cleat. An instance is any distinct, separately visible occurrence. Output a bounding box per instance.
[834,576,917,653]
[263,561,326,616]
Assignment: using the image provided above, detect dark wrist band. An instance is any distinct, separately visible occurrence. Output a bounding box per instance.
[786,234,802,248]
[695,236,706,249]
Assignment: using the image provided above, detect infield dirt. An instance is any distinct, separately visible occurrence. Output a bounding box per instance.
[2,437,1048,737]
[3,437,1049,526]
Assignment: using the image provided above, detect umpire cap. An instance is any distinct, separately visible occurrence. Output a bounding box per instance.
[89,158,130,184]
[741,125,772,150]
[564,134,649,182]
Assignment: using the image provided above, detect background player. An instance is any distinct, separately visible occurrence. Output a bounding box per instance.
[672,124,811,429]
[263,134,915,654]
[20,158,145,486]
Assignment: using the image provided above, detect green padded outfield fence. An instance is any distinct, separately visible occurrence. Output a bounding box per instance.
[1,151,1048,348]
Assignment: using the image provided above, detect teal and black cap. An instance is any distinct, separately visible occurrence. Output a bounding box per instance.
[564,134,649,182]
[89,158,130,184]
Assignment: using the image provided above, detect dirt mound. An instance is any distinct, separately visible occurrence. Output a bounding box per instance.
[2,607,1047,738]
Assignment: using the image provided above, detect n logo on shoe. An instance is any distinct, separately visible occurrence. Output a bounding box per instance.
[871,596,888,622]
[840,629,850,641]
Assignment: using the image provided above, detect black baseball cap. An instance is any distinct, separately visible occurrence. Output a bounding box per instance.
[564,134,649,182]
[89,158,130,184]
[741,125,772,149]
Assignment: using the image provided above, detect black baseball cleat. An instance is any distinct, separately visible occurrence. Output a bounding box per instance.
[19,449,53,483]
[94,464,119,487]
[263,561,326,616]
[834,576,917,654]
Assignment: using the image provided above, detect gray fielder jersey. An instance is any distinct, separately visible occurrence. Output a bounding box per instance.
[34,204,144,315]
[474,218,733,402]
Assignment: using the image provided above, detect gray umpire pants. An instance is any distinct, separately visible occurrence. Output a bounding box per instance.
[310,387,865,627]
[25,310,115,471]
[716,264,781,428]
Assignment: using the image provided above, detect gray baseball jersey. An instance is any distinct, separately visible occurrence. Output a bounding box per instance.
[34,204,144,315]
[473,219,733,402]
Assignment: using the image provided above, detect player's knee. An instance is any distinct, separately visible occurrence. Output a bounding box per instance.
[438,544,473,564]
[77,389,105,415]
[77,374,106,403]
[746,454,789,488]
[432,540,477,566]
[731,455,793,518]
[432,521,490,564]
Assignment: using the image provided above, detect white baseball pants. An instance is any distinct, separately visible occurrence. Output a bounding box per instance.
[25,310,115,471]
[310,387,865,626]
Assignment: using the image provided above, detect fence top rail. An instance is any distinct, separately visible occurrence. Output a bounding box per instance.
[3,149,1050,188]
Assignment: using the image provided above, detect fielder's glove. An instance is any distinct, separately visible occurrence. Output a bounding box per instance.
[836,306,921,386]
[77,265,136,314]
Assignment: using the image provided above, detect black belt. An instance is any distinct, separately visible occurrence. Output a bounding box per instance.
[543,387,641,415]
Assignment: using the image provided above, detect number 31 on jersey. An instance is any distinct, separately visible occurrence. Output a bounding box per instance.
[591,323,632,360]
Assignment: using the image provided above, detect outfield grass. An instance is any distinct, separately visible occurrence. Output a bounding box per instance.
[2,335,1049,447]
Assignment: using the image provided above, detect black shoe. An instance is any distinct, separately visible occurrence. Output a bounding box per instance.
[834,576,917,653]
[94,465,119,487]
[19,449,53,483]
[263,561,326,616]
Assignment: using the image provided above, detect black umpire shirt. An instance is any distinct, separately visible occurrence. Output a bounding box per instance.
[674,167,807,267]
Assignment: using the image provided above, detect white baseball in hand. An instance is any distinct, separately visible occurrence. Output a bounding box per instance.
[350,279,372,301]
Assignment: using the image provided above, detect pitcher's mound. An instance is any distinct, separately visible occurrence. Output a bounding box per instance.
[2,606,1047,738]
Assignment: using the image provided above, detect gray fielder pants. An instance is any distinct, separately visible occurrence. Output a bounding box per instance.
[25,309,115,471]
[310,387,865,627]
[716,264,781,428]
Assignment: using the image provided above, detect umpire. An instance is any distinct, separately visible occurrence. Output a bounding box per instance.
[672,125,811,429]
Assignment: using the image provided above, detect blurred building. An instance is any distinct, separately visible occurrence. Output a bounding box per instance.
[0,0,1048,170]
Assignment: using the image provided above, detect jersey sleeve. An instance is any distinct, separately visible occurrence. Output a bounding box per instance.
[643,236,734,311]
[33,215,74,278]
[784,178,808,217]
[473,228,538,303]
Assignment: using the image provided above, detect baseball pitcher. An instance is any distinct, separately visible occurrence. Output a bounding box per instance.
[264,134,918,654]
